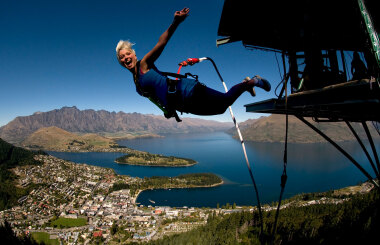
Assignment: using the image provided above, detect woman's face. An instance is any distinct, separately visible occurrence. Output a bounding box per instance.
[118,49,137,70]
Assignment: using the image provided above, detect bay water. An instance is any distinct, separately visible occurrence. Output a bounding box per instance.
[49,132,377,208]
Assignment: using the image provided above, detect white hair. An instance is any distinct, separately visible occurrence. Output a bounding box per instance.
[116,40,136,65]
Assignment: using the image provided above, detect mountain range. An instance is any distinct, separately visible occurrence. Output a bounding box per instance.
[0,106,232,144]
[229,114,380,143]
[1,107,379,145]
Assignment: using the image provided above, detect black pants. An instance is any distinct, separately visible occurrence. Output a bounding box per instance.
[181,82,248,116]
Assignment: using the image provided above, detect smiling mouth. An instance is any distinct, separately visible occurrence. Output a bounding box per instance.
[125,59,132,65]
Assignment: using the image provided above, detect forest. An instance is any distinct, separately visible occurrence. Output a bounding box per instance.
[146,188,380,244]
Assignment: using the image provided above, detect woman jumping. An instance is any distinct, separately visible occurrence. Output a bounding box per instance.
[116,8,270,121]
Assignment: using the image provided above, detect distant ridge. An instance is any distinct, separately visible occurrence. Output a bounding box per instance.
[230,114,380,143]
[0,106,232,144]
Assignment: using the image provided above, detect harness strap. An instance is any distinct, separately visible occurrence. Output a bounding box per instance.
[161,71,187,79]
[165,78,182,122]
[133,61,182,122]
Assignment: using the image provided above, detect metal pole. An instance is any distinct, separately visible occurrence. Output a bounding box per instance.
[346,121,380,179]
[362,121,380,174]
[357,0,380,68]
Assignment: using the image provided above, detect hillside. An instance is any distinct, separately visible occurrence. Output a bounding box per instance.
[21,126,119,151]
[0,138,43,210]
[230,114,380,143]
[0,106,232,144]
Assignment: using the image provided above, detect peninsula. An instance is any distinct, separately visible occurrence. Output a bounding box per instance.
[20,126,198,167]
[111,173,224,197]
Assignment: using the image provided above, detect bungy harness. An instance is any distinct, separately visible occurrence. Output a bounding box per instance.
[133,60,192,122]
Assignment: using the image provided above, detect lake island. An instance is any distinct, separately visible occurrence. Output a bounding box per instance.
[110,173,224,198]
[115,152,197,167]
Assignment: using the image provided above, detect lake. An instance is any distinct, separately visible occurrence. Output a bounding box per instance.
[49,132,377,208]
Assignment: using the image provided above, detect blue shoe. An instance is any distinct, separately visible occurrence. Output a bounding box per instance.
[244,77,256,97]
[253,75,271,92]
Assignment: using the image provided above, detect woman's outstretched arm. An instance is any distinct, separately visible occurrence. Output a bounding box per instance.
[140,8,189,73]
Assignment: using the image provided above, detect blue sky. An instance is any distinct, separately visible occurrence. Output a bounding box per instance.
[0,0,283,127]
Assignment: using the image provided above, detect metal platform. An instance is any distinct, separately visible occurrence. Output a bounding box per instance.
[245,79,380,122]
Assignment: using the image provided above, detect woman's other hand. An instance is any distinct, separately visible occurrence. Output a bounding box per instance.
[174,8,189,23]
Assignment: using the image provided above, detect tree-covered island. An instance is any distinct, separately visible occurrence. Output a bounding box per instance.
[115,153,197,167]
[110,173,224,196]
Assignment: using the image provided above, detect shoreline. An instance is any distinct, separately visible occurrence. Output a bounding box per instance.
[110,133,164,141]
[132,180,224,205]
[41,148,198,168]
[28,147,137,154]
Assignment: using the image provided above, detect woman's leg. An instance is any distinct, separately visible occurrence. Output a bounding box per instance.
[183,76,270,116]
[184,82,249,115]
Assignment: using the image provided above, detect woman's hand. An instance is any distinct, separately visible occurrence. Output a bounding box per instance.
[140,7,190,71]
[174,8,189,23]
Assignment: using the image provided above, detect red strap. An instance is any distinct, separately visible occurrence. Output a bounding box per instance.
[176,65,183,80]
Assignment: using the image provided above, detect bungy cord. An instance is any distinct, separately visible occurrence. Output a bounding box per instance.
[199,57,264,238]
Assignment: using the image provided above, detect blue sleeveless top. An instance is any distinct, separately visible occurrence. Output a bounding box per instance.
[137,65,198,108]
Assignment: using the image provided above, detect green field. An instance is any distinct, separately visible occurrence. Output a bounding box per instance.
[50,217,87,228]
[31,232,59,245]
